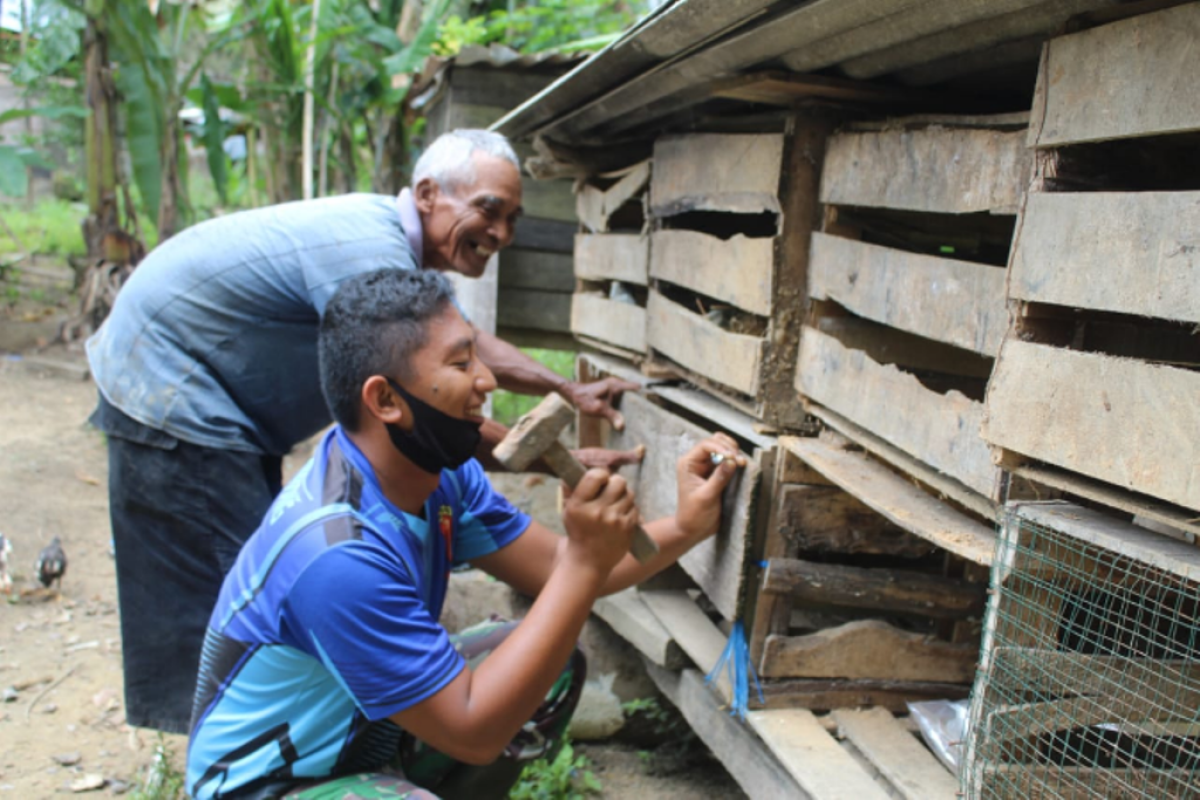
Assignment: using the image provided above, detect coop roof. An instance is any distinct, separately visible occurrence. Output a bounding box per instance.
[492,0,1138,146]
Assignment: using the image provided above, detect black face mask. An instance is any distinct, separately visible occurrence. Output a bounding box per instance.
[384,378,483,475]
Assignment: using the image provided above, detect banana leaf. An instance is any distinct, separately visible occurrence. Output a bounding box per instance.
[199,73,228,204]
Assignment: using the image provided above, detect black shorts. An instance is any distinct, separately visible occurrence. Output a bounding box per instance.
[93,396,281,734]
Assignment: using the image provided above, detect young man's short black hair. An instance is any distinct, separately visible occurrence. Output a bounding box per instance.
[319,269,456,430]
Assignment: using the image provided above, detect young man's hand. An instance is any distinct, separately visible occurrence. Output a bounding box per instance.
[560,468,638,577]
[675,433,745,542]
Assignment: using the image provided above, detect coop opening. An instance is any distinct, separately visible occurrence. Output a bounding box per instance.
[658,209,780,240]
[829,205,1016,267]
[1041,131,1200,193]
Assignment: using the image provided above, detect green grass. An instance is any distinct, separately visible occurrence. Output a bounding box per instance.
[491,348,577,426]
[0,198,88,257]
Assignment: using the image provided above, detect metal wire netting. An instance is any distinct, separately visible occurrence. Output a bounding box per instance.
[962,508,1200,799]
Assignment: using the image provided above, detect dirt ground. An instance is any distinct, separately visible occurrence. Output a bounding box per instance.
[0,316,743,798]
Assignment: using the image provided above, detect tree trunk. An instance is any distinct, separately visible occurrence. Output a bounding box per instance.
[156,111,182,240]
[82,16,121,263]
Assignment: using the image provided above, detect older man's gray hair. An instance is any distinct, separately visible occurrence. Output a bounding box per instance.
[413,129,520,193]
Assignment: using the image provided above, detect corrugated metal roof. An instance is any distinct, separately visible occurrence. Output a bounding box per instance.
[494,0,1133,145]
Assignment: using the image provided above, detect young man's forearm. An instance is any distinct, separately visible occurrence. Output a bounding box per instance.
[598,517,702,595]
[450,557,603,760]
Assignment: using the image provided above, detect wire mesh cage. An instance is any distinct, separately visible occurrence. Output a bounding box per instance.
[963,502,1200,799]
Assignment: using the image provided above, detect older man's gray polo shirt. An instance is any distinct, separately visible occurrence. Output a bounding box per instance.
[86,193,421,457]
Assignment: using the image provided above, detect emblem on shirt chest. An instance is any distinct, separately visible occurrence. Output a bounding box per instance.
[438,505,453,561]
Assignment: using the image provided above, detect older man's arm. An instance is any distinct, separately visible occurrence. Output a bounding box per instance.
[475,330,640,430]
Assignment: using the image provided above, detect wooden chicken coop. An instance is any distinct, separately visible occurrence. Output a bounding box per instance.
[494,2,1200,797]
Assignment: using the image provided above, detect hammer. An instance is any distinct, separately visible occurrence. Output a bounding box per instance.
[492,393,659,563]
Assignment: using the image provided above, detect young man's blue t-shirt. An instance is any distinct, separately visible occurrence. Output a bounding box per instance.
[186,427,530,799]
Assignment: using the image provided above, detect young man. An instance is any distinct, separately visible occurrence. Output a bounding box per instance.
[186,269,743,799]
[87,129,640,734]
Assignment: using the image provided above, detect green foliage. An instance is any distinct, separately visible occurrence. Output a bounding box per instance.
[0,199,87,256]
[198,74,229,204]
[127,736,186,800]
[490,348,576,426]
[509,737,602,800]
[434,0,642,56]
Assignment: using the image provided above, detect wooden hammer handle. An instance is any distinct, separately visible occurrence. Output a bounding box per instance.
[542,441,659,564]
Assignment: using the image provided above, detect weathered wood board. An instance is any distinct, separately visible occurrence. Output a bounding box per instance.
[762,620,979,682]
[1029,2,1200,147]
[763,558,987,619]
[983,341,1200,511]
[496,287,570,333]
[609,393,763,620]
[832,707,960,800]
[1008,191,1200,323]
[797,327,998,498]
[592,588,686,670]
[575,159,650,234]
[650,230,774,317]
[810,233,1008,355]
[499,248,575,292]
[1011,502,1200,583]
[820,127,1030,214]
[781,436,997,566]
[647,665,807,800]
[780,484,937,558]
[647,291,763,397]
[573,233,649,285]
[649,133,784,218]
[747,708,892,800]
[570,294,646,354]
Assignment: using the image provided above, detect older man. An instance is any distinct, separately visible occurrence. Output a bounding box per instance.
[186,269,741,799]
[87,129,638,735]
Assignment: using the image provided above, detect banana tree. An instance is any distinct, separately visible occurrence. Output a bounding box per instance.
[99,0,244,240]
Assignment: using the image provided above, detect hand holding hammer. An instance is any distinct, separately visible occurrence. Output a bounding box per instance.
[492,393,659,563]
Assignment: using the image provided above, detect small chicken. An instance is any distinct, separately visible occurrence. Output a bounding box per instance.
[35,536,67,591]
[0,533,11,595]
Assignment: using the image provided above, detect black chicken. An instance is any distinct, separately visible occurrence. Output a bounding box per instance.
[35,536,67,590]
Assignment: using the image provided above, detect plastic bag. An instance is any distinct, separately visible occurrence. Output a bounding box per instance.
[907,698,971,774]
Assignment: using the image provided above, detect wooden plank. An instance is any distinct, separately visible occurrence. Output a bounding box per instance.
[839,0,1116,80]
[780,435,997,565]
[650,230,775,317]
[760,678,969,714]
[820,127,1030,214]
[495,288,570,333]
[1014,464,1200,541]
[783,485,938,558]
[610,392,762,620]
[647,291,763,397]
[746,708,893,800]
[810,233,1007,355]
[1013,502,1200,582]
[1008,191,1200,323]
[762,620,979,683]
[498,248,575,292]
[832,707,959,800]
[1030,2,1200,147]
[520,177,577,224]
[570,294,646,354]
[990,646,1200,703]
[574,160,651,233]
[512,217,575,253]
[806,404,997,522]
[814,315,994,380]
[649,133,784,218]
[645,663,809,800]
[650,385,775,451]
[984,341,1200,512]
[573,233,648,285]
[797,327,999,498]
[710,70,939,108]
[978,765,1200,800]
[592,588,687,670]
[763,558,987,620]
[640,590,729,702]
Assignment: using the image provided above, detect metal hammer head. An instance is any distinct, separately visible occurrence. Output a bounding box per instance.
[492,392,576,472]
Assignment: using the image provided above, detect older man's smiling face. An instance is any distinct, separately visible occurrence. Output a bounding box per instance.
[415,153,523,278]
